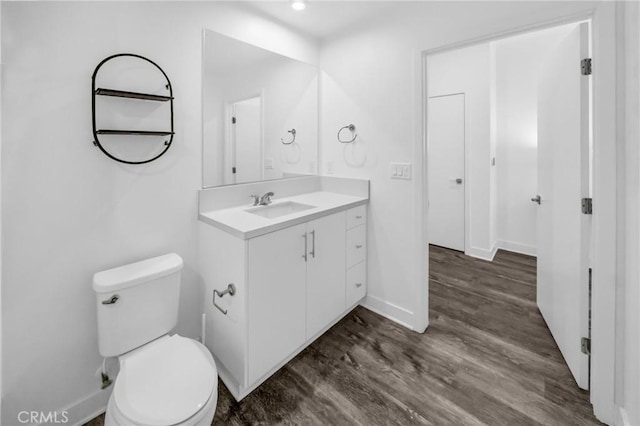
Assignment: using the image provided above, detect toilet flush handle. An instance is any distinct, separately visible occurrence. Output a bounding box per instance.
[101,294,119,305]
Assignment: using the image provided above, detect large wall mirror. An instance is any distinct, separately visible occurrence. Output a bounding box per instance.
[202,30,319,188]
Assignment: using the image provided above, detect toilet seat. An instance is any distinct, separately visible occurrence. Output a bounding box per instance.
[113,335,216,426]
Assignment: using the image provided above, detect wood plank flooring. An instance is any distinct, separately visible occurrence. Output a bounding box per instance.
[84,246,601,425]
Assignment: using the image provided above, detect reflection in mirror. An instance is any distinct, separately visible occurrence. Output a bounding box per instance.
[202,30,318,188]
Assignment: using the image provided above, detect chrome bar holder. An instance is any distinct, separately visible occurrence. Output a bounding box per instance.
[213,283,236,315]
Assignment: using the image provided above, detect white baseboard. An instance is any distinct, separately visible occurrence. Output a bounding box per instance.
[464,240,537,261]
[465,245,497,261]
[361,295,414,330]
[58,387,111,426]
[496,239,537,257]
[616,406,631,426]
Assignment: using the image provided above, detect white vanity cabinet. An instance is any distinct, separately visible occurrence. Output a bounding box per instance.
[346,205,367,307]
[199,207,364,401]
[247,223,308,385]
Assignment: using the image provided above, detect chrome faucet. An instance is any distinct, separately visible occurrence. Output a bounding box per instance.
[259,192,274,206]
[249,195,260,206]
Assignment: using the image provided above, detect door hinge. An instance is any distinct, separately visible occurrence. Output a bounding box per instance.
[232,116,236,124]
[232,167,236,174]
[581,198,593,214]
[581,58,592,76]
[581,337,591,355]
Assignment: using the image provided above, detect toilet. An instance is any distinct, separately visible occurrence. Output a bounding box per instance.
[93,253,218,426]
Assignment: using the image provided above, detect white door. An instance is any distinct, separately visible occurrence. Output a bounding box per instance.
[427,94,465,251]
[536,23,590,390]
[232,96,262,184]
[306,212,346,338]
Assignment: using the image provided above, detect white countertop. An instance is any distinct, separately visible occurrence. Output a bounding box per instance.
[199,191,368,239]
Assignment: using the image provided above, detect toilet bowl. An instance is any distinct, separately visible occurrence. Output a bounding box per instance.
[105,335,218,426]
[93,254,218,426]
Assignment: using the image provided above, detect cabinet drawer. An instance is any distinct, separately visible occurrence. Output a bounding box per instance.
[346,225,366,268]
[346,205,367,230]
[346,262,366,307]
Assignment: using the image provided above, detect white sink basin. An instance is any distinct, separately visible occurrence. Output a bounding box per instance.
[246,201,315,219]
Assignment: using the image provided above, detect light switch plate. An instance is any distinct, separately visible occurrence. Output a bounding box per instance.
[390,162,412,180]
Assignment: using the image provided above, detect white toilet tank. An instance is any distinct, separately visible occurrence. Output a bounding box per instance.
[93,253,183,357]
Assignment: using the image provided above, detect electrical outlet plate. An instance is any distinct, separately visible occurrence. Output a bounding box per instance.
[327,161,334,174]
[390,162,412,180]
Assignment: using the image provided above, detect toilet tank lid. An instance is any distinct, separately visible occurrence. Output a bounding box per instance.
[93,253,183,293]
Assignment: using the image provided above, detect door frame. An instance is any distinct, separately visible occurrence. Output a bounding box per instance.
[413,5,618,424]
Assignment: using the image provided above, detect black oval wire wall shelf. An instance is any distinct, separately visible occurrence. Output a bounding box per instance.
[91,53,175,164]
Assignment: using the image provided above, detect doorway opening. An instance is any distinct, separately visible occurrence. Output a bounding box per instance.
[425,20,593,394]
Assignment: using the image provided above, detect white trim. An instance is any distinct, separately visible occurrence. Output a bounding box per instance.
[387,6,595,351]
[413,48,429,333]
[465,245,498,262]
[496,239,537,257]
[590,3,618,423]
[361,295,415,330]
[425,11,592,57]
[49,387,111,426]
[617,406,631,426]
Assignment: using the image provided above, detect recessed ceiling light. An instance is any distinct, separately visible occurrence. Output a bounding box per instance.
[291,0,306,11]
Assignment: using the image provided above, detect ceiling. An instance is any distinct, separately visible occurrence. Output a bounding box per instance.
[204,30,279,76]
[243,1,402,41]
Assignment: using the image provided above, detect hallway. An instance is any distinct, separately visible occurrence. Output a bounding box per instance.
[428,245,599,425]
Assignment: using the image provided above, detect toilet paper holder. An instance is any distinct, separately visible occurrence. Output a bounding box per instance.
[213,283,236,315]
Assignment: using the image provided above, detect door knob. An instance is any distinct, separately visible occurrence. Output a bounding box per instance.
[455,178,463,184]
[531,195,541,204]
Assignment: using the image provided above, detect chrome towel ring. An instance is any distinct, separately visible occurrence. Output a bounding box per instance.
[281,129,296,145]
[338,124,357,143]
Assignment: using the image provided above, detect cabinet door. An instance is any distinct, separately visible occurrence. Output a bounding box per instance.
[306,212,346,338]
[247,223,307,385]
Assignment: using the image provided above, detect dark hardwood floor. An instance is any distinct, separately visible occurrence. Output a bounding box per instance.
[85,246,601,425]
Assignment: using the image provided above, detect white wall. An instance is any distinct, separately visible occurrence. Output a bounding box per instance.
[1,2,317,425]
[320,1,601,332]
[493,24,576,257]
[427,43,493,260]
[203,69,226,186]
